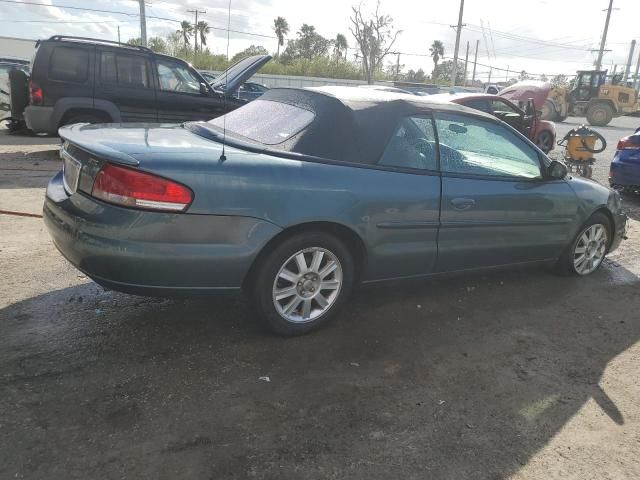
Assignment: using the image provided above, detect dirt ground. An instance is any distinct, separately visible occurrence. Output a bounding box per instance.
[1,117,640,480]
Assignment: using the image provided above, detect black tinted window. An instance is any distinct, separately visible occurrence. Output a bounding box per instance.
[116,55,148,88]
[209,99,314,144]
[99,52,117,84]
[49,47,88,83]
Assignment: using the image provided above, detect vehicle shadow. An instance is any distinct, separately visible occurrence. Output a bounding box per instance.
[621,191,640,222]
[1,263,638,479]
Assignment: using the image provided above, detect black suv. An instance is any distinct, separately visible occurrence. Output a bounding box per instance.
[14,36,270,135]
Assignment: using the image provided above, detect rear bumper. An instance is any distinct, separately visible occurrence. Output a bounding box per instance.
[43,171,281,296]
[24,105,55,134]
[609,152,640,187]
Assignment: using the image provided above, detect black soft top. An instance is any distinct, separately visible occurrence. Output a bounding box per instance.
[255,86,492,165]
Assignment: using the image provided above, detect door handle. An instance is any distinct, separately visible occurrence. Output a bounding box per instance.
[451,198,476,211]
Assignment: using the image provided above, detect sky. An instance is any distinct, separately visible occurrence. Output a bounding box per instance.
[1,0,639,81]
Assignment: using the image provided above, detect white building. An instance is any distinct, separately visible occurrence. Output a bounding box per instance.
[0,36,37,61]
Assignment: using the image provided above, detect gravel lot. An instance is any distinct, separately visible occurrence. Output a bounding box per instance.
[1,116,640,479]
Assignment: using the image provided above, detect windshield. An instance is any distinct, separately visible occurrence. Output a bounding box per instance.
[208,99,315,145]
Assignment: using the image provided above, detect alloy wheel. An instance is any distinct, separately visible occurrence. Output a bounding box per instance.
[573,224,608,275]
[272,247,343,323]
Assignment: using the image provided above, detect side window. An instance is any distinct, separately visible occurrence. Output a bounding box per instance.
[156,60,201,94]
[49,47,89,83]
[464,99,491,114]
[379,115,437,171]
[434,112,542,179]
[99,52,117,84]
[116,54,149,88]
[491,99,520,115]
[99,52,148,88]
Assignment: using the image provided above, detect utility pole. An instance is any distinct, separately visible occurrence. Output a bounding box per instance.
[488,67,493,84]
[462,41,469,87]
[623,39,636,83]
[634,50,640,90]
[117,25,121,45]
[188,9,207,51]
[595,0,614,71]
[471,39,479,86]
[395,52,401,81]
[450,0,465,87]
[138,0,147,47]
[505,65,510,82]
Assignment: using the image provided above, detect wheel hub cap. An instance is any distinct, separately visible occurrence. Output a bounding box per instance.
[273,247,343,323]
[573,224,608,275]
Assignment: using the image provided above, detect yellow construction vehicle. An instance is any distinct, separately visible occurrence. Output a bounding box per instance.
[541,70,639,126]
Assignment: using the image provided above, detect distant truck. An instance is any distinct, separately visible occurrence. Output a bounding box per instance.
[501,72,640,126]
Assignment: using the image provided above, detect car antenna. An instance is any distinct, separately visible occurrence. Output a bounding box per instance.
[219,0,232,162]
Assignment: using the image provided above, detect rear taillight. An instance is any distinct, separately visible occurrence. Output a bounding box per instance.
[91,164,193,212]
[617,136,640,150]
[29,80,43,105]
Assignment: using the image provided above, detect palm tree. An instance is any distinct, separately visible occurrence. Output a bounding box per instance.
[196,21,211,51]
[273,16,289,57]
[177,21,193,49]
[429,40,444,72]
[334,33,348,60]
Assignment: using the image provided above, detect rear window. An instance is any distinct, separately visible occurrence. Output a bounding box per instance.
[49,46,88,83]
[208,99,314,145]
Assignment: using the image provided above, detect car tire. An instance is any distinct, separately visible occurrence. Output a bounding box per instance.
[586,102,613,126]
[250,231,355,336]
[8,69,28,119]
[535,130,554,153]
[556,212,611,276]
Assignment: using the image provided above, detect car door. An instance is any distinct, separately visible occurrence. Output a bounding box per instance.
[95,48,157,122]
[434,111,577,272]
[364,114,442,279]
[154,57,226,123]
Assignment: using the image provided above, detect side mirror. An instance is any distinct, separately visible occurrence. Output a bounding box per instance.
[548,160,568,180]
[200,82,209,95]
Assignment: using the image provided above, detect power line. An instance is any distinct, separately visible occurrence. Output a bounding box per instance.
[0,0,140,16]
[0,18,126,23]
[0,0,278,39]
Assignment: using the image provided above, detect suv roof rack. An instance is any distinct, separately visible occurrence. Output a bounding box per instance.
[46,36,152,52]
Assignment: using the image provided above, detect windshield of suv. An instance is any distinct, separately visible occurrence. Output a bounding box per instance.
[206,99,315,145]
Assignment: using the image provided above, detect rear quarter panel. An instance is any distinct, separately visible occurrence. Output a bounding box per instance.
[131,150,443,280]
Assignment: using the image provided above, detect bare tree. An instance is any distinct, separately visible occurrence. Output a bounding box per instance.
[349,1,401,84]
